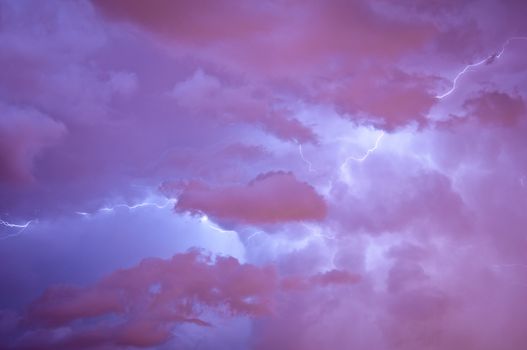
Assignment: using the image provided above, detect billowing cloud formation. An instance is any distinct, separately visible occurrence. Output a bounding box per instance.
[1,0,527,349]
[0,250,360,349]
[2,250,276,349]
[174,171,327,225]
[93,0,437,129]
[171,70,317,143]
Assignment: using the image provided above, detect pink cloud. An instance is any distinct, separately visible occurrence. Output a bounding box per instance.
[311,269,361,286]
[3,250,277,349]
[311,68,438,130]
[463,90,525,126]
[0,102,65,184]
[174,171,327,225]
[92,0,434,75]
[93,0,438,130]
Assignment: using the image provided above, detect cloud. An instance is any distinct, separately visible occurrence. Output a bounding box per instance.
[330,161,469,236]
[1,249,364,349]
[2,1,527,349]
[1,250,277,349]
[174,171,327,225]
[92,0,434,74]
[171,70,317,143]
[0,102,66,184]
[93,0,438,130]
[311,68,438,130]
[463,90,525,126]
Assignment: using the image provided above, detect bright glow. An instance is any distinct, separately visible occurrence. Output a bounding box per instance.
[200,215,236,234]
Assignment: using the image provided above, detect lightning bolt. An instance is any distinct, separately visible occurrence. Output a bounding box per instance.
[0,219,34,240]
[2,197,244,242]
[297,142,314,172]
[82,198,176,217]
[340,131,384,170]
[1,198,176,240]
[436,36,527,99]
[0,219,33,230]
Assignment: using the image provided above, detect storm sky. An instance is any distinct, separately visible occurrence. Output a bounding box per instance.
[1,1,527,349]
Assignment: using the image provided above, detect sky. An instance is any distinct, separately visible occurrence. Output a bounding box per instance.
[1,0,527,349]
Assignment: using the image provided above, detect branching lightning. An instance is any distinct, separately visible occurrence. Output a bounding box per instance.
[340,131,384,171]
[1,198,177,240]
[2,197,244,242]
[436,36,527,99]
[11,33,524,242]
[79,198,176,217]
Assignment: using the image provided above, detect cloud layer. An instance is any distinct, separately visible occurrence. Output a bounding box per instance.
[1,0,527,349]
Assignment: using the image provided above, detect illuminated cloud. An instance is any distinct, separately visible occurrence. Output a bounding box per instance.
[1,0,527,349]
